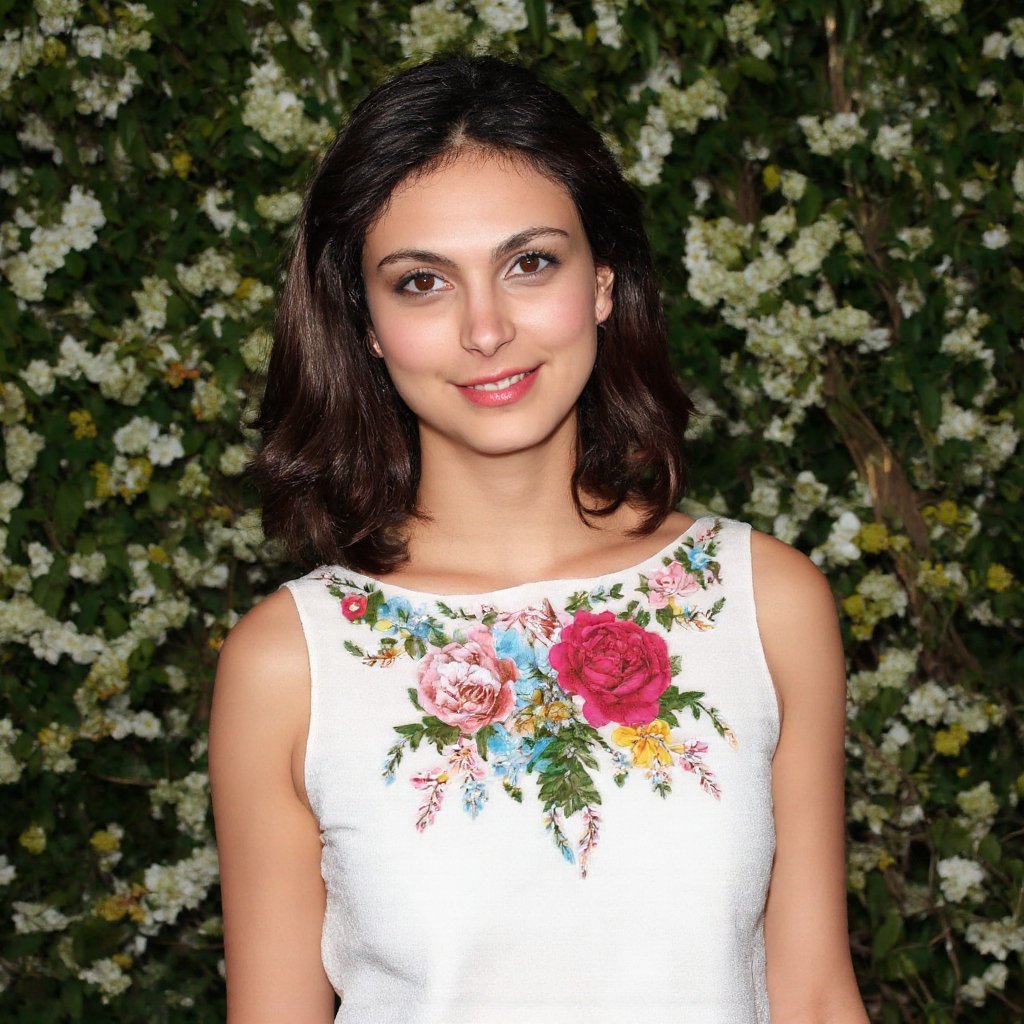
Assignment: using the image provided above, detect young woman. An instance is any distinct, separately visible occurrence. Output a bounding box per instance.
[209,53,870,1024]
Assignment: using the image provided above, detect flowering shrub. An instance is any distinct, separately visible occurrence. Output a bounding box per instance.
[0,1,1021,1020]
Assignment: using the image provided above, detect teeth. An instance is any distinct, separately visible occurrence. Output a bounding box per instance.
[470,371,529,391]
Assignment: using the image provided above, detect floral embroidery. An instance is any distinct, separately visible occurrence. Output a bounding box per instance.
[322,517,737,878]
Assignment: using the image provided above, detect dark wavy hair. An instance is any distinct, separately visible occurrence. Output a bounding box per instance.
[247,52,695,575]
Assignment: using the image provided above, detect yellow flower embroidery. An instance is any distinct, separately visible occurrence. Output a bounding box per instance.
[612,719,686,767]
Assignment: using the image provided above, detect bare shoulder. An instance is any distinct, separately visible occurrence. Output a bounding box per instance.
[210,584,312,806]
[748,527,844,729]
[217,584,309,683]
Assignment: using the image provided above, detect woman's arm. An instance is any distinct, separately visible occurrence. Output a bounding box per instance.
[751,530,870,1024]
[209,588,337,1024]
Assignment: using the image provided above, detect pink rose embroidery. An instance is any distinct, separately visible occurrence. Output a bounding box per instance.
[417,625,517,734]
[646,561,700,609]
[549,610,671,728]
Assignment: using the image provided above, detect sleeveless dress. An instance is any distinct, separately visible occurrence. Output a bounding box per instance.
[278,515,781,1024]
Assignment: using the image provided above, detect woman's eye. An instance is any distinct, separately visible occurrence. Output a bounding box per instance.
[510,252,553,276]
[400,271,444,295]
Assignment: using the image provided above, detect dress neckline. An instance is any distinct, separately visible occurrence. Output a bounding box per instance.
[324,515,719,605]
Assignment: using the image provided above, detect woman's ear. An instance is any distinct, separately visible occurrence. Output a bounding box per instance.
[595,264,614,325]
[367,327,383,357]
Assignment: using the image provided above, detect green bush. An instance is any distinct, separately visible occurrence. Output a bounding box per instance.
[1,1,1021,1020]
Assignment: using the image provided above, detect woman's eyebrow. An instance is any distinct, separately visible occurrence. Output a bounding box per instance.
[375,226,570,271]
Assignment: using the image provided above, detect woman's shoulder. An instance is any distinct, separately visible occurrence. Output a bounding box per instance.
[220,585,309,672]
[213,587,311,743]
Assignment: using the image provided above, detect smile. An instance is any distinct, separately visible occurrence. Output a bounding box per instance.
[457,367,540,407]
[468,371,530,391]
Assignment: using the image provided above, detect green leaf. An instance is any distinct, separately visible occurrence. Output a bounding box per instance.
[872,911,902,960]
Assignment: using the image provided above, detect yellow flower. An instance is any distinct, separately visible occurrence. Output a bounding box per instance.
[91,460,113,499]
[112,954,133,970]
[934,723,968,756]
[856,523,890,553]
[877,850,895,871]
[956,766,969,777]
[171,152,193,178]
[612,719,684,767]
[90,829,121,854]
[935,500,958,526]
[94,895,130,922]
[234,277,257,300]
[69,409,97,439]
[762,164,781,191]
[842,593,866,620]
[147,544,169,564]
[539,701,573,725]
[986,564,1013,593]
[916,561,950,595]
[42,38,66,64]
[19,824,46,854]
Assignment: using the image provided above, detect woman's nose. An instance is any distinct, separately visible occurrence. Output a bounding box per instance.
[459,284,515,357]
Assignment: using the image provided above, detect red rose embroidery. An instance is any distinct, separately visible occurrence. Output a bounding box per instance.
[549,610,671,728]
[341,594,368,621]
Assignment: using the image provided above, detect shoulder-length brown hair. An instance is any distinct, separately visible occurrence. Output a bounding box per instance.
[247,52,695,575]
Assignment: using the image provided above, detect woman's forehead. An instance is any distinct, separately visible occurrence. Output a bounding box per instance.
[365,149,582,254]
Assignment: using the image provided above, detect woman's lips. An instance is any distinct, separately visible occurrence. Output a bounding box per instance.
[456,367,539,407]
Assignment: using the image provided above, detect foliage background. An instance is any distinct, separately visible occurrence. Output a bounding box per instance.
[1,0,1022,1020]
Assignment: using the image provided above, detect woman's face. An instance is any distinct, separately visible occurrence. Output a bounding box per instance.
[361,148,614,461]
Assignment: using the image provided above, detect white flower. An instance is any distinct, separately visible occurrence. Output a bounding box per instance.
[12,900,71,933]
[113,415,159,455]
[3,424,45,483]
[872,122,913,162]
[26,542,54,578]
[175,247,240,298]
[19,358,56,396]
[981,225,1010,249]
[131,275,173,332]
[982,31,1009,59]
[724,2,771,58]
[34,0,82,35]
[218,444,251,476]
[0,854,16,886]
[798,112,867,156]
[78,957,131,1000]
[74,25,107,59]
[692,177,712,209]
[200,187,237,235]
[141,845,220,933]
[254,189,302,223]
[779,170,807,201]
[792,469,828,519]
[1012,158,1024,200]
[937,855,985,903]
[68,550,106,583]
[240,58,329,153]
[956,781,998,821]
[1008,17,1024,58]
[592,0,624,48]
[148,431,185,467]
[811,510,861,566]
[879,721,911,754]
[965,917,1024,961]
[398,0,472,57]
[474,0,528,35]
[71,65,142,120]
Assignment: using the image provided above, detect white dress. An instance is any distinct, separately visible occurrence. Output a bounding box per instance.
[279,515,780,1023]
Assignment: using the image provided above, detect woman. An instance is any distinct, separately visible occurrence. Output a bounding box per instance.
[209,53,869,1024]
